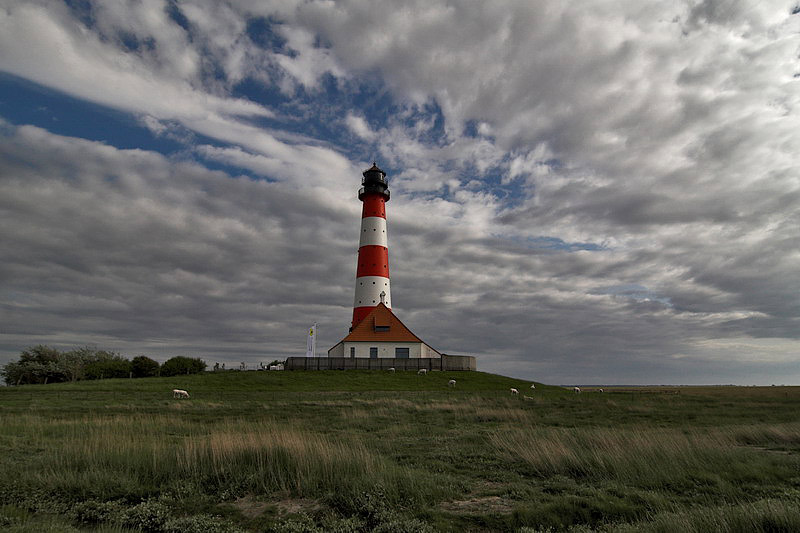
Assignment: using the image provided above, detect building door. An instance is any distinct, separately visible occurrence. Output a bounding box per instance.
[370,347,378,358]
[350,347,355,358]
[395,347,409,358]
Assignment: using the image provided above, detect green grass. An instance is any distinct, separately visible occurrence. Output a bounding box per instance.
[2,371,800,532]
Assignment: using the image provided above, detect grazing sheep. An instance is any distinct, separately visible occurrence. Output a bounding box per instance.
[388,367,395,373]
[417,368,428,375]
[573,387,581,394]
[448,379,456,387]
[599,388,604,393]
[172,389,190,399]
[510,388,519,395]
[530,384,536,389]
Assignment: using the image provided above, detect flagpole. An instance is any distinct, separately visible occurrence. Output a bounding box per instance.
[312,322,317,358]
[306,322,317,358]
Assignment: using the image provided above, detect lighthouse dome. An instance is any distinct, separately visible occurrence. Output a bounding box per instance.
[359,162,390,201]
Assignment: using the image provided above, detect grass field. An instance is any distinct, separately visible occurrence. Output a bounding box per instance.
[1,370,800,532]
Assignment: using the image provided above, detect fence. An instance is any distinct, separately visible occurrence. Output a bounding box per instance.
[284,354,476,371]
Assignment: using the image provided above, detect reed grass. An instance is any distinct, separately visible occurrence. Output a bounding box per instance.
[490,424,800,490]
[6,414,440,508]
[613,498,800,533]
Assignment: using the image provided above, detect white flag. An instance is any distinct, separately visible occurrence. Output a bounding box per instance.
[306,322,317,357]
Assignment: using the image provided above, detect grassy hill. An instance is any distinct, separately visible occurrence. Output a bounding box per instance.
[0,369,547,413]
[2,371,800,532]
[4,368,543,393]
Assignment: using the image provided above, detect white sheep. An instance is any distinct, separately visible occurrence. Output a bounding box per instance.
[510,388,519,395]
[599,388,604,393]
[417,368,428,375]
[530,384,536,389]
[573,387,581,394]
[172,389,190,399]
[388,367,395,373]
[448,379,456,387]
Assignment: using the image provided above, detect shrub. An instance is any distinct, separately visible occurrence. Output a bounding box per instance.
[2,346,135,384]
[160,356,206,377]
[122,499,171,531]
[84,355,132,380]
[131,356,160,378]
[71,499,125,526]
[2,345,66,385]
[163,514,244,533]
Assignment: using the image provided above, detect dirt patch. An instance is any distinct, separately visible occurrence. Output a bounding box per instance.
[233,496,272,518]
[230,495,322,518]
[272,497,323,516]
[440,495,514,514]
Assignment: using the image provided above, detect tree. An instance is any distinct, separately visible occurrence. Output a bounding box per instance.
[19,345,68,384]
[1,361,38,386]
[2,345,139,384]
[160,356,206,377]
[83,351,131,380]
[131,356,160,378]
[19,345,61,365]
[60,347,95,382]
[0,345,68,385]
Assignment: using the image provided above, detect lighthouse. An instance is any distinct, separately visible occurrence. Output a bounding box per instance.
[319,162,474,369]
[326,163,441,360]
[352,163,392,329]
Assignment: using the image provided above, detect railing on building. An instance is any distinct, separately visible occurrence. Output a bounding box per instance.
[284,354,476,371]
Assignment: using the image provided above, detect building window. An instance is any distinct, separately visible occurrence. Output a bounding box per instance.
[375,325,389,332]
[370,347,378,359]
[350,347,355,358]
[395,347,409,358]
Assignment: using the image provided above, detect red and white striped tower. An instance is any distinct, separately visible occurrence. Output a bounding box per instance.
[352,163,392,329]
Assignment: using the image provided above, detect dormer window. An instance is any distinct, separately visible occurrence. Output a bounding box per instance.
[374,314,390,332]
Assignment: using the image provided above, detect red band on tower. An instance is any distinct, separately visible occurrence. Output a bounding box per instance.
[356,246,389,278]
[361,194,386,218]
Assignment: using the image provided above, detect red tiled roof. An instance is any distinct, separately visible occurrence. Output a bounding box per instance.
[340,303,424,343]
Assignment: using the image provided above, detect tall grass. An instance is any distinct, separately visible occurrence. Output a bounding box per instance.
[490,425,800,490]
[732,423,800,448]
[4,414,445,507]
[614,498,800,533]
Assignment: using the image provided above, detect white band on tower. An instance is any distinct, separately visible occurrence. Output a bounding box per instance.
[358,217,388,247]
[354,276,392,308]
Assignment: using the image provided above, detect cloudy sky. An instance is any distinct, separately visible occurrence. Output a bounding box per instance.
[1,0,798,385]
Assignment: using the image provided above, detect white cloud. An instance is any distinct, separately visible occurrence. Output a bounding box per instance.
[344,113,375,140]
[0,2,270,120]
